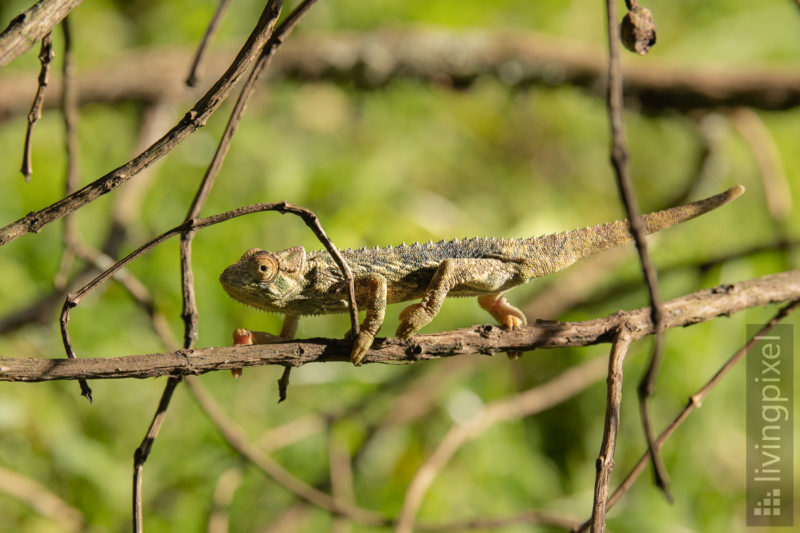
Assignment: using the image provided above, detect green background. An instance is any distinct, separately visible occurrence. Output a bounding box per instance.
[1,0,799,531]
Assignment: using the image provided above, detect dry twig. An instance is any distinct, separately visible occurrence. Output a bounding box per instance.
[729,108,792,225]
[0,464,84,532]
[604,0,671,500]
[4,31,800,121]
[54,16,80,289]
[185,376,388,526]
[590,328,632,532]
[0,0,82,66]
[20,31,54,181]
[186,0,235,87]
[574,299,800,532]
[0,0,284,246]
[395,354,610,533]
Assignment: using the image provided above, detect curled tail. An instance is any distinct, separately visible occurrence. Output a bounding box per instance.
[523,185,745,278]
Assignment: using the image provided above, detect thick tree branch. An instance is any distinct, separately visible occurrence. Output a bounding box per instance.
[1,270,797,382]
[2,30,800,122]
[0,0,82,67]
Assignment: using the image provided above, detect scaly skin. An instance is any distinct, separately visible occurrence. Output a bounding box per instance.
[220,185,744,365]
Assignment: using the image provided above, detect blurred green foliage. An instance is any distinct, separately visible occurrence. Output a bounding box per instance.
[1,0,799,531]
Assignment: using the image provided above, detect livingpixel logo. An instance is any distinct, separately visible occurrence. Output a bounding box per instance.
[746,324,794,527]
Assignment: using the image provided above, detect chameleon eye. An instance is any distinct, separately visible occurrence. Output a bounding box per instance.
[250,252,278,282]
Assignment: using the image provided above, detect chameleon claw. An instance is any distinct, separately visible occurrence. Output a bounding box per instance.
[350,347,366,366]
[503,315,525,330]
[350,331,374,366]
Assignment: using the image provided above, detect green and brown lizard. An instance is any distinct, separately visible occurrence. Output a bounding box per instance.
[220,185,744,365]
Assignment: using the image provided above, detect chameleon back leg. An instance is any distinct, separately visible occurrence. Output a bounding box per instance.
[477,292,526,359]
[477,292,527,329]
[396,258,520,340]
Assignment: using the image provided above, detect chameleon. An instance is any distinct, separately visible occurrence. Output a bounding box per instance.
[220,185,744,365]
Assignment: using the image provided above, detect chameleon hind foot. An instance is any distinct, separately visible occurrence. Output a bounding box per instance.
[477,293,527,359]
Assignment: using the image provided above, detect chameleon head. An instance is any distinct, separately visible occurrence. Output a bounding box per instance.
[219,246,307,312]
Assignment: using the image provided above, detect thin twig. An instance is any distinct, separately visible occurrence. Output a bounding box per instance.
[0,0,82,67]
[71,241,180,350]
[563,238,800,313]
[176,0,338,390]
[132,376,181,533]
[184,376,387,526]
[590,327,632,532]
[0,464,84,532]
[329,420,357,533]
[395,355,611,533]
[415,510,581,532]
[604,0,671,500]
[54,16,79,290]
[729,108,792,225]
[178,0,338,355]
[207,467,244,533]
[0,104,175,337]
[21,31,54,181]
[186,0,235,87]
[1,269,793,382]
[574,299,800,532]
[0,0,284,247]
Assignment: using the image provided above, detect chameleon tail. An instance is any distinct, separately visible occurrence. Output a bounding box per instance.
[522,185,745,278]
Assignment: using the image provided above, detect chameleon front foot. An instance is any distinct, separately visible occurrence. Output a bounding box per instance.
[230,327,288,377]
[231,328,255,378]
[349,330,375,366]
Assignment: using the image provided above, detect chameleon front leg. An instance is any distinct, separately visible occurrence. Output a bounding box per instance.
[396,258,516,340]
[350,273,387,366]
[231,314,299,377]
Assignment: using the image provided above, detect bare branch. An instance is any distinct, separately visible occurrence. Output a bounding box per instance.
[0,0,82,67]
[4,31,800,122]
[574,299,800,532]
[1,270,796,381]
[604,0,671,500]
[132,376,181,533]
[0,0,284,247]
[54,16,79,289]
[185,377,387,526]
[415,510,581,532]
[395,355,609,533]
[186,0,234,87]
[0,464,84,532]
[20,31,54,181]
[590,328,632,532]
[729,108,792,224]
